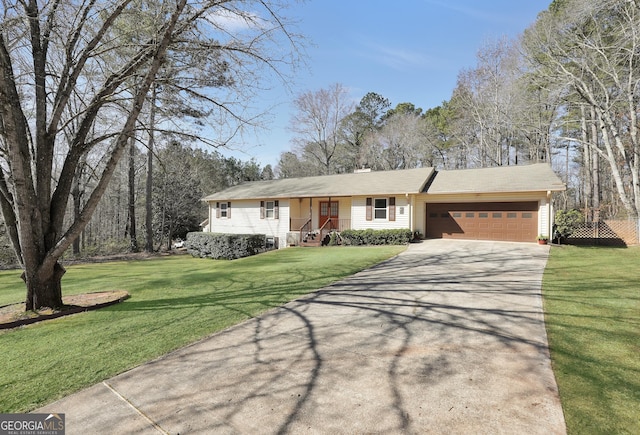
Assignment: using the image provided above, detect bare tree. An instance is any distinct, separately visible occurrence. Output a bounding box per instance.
[363,112,426,170]
[523,0,640,218]
[421,103,457,169]
[0,0,300,311]
[449,37,524,167]
[289,83,354,175]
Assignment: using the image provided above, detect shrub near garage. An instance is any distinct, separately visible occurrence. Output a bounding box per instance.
[554,209,584,240]
[186,232,266,259]
[340,228,413,246]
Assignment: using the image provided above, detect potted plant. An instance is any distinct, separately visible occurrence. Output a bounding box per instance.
[537,235,549,245]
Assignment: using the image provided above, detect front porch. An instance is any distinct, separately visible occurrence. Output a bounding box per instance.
[290,217,351,246]
[288,197,352,246]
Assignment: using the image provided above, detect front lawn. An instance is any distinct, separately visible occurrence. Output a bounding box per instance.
[542,246,640,434]
[0,246,404,412]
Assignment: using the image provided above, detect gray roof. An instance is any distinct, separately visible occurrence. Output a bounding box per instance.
[202,164,566,202]
[427,163,566,194]
[202,167,435,201]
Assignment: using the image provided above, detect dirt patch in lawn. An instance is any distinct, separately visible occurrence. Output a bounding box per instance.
[0,290,130,330]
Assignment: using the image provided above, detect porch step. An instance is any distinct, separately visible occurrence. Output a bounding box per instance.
[300,239,322,247]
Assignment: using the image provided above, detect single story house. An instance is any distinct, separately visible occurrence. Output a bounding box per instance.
[201,163,566,248]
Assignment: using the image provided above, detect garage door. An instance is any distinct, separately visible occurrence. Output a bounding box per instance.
[426,202,538,242]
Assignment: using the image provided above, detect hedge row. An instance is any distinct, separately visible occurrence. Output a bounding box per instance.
[339,228,413,246]
[186,232,267,260]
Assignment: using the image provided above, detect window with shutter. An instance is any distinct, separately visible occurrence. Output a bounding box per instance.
[374,198,387,219]
[265,201,275,218]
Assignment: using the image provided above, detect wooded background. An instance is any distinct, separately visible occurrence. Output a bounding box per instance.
[276,0,640,229]
[1,0,637,268]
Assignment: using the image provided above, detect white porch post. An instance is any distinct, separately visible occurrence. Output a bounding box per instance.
[406,193,412,232]
[547,190,553,239]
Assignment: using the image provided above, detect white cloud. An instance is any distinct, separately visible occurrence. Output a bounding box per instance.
[358,41,443,72]
[207,8,265,32]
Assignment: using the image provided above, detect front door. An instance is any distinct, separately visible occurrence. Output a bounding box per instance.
[319,201,339,229]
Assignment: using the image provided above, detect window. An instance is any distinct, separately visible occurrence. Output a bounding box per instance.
[479,212,488,218]
[216,201,230,219]
[260,200,279,219]
[265,201,275,218]
[492,212,502,218]
[507,212,517,218]
[452,212,462,218]
[331,201,339,216]
[522,212,533,219]
[374,198,387,219]
[366,197,393,221]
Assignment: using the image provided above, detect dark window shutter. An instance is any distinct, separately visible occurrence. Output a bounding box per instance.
[216,202,220,219]
[227,202,231,219]
[389,197,396,221]
[260,201,265,219]
[274,200,279,219]
[366,197,372,221]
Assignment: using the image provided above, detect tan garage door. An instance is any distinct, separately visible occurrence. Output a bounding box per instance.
[426,202,538,242]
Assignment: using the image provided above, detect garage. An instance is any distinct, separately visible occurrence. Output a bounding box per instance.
[426,202,538,242]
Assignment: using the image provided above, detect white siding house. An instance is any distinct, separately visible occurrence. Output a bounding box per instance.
[202,164,565,247]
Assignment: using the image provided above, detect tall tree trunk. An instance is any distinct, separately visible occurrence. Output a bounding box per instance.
[128,135,139,252]
[71,157,86,255]
[23,262,66,310]
[580,105,592,218]
[594,105,637,218]
[145,84,156,253]
[590,106,600,221]
[0,0,292,311]
[72,183,81,255]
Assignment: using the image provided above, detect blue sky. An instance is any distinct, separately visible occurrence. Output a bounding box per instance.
[222,0,551,168]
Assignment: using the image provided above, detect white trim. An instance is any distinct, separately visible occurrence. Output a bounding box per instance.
[374,197,388,220]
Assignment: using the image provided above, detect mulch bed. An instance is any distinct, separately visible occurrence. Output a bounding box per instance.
[0,250,190,330]
[0,290,130,330]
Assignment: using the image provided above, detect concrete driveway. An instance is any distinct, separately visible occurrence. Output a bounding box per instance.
[39,239,566,434]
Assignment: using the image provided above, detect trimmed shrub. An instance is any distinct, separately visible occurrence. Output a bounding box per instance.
[186,232,267,260]
[340,228,412,246]
[555,209,584,238]
[327,231,339,246]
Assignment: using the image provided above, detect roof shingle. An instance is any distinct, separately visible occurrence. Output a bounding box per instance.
[427,163,565,194]
[202,167,435,201]
[202,164,565,201]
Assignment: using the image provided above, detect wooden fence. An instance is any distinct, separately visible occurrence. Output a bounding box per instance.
[566,220,639,246]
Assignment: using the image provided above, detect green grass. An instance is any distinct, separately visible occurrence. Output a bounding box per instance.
[542,246,640,434]
[0,246,405,412]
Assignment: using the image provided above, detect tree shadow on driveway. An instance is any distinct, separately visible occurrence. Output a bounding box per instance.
[43,241,566,434]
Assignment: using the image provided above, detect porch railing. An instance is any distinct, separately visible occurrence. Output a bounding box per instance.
[295,218,312,245]
[317,218,352,243]
[289,218,351,232]
[334,219,351,231]
[291,218,310,232]
[290,217,351,245]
